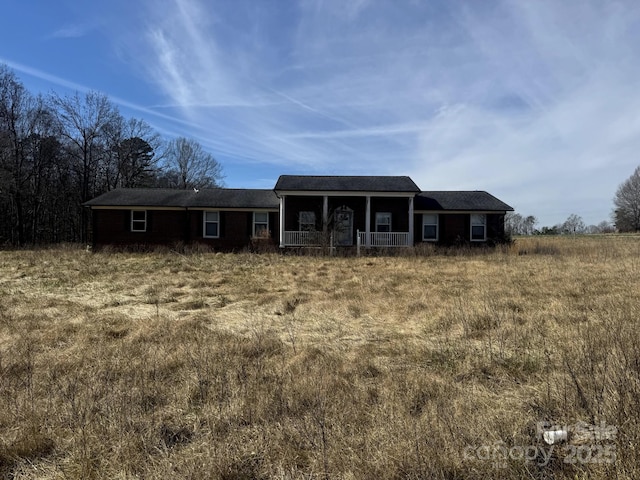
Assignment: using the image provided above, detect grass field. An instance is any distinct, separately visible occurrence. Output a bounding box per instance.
[1,236,639,479]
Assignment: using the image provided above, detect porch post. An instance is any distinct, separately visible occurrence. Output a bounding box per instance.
[365,195,371,247]
[279,195,285,248]
[323,195,328,233]
[408,196,414,247]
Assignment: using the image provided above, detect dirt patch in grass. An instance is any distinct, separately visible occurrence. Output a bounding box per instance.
[0,236,638,478]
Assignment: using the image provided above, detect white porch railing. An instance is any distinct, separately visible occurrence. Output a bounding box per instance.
[283,230,411,248]
[358,231,410,247]
[284,230,326,246]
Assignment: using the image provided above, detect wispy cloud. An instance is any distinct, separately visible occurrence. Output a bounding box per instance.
[1,58,91,92]
[407,0,640,222]
[50,23,93,39]
[98,0,640,223]
[0,58,201,135]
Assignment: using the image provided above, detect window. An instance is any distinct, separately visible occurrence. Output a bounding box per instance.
[376,212,392,232]
[131,210,146,232]
[471,214,486,241]
[299,211,316,231]
[203,211,220,238]
[253,212,269,237]
[422,214,438,241]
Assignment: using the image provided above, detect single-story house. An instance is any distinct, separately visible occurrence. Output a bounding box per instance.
[84,175,513,250]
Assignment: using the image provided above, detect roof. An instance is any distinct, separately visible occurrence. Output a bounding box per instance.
[186,189,279,209]
[415,191,513,212]
[274,175,421,192]
[83,188,279,209]
[84,185,513,213]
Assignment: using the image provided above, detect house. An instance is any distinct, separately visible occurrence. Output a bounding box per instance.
[84,175,513,250]
[85,188,279,250]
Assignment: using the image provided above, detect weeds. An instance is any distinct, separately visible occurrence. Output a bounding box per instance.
[0,236,638,478]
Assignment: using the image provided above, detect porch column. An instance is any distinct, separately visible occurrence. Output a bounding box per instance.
[365,195,371,247]
[408,196,414,247]
[323,195,328,232]
[279,195,285,248]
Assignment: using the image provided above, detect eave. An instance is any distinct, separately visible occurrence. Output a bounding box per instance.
[274,190,417,198]
[414,209,510,214]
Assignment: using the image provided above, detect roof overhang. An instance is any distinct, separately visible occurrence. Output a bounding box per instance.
[89,206,278,212]
[88,206,185,211]
[275,190,417,198]
[414,210,510,214]
[187,207,279,212]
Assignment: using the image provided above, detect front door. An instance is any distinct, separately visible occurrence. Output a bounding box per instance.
[333,207,353,246]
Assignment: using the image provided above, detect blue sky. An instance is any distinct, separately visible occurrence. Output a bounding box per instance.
[2,0,640,227]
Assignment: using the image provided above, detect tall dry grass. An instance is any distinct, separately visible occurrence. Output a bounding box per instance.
[0,235,639,478]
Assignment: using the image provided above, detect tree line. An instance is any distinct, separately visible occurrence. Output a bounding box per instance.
[505,212,615,237]
[506,164,640,236]
[0,65,223,245]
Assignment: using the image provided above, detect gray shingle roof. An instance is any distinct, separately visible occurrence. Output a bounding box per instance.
[84,185,513,213]
[274,175,420,192]
[415,191,513,212]
[187,189,279,209]
[84,188,279,209]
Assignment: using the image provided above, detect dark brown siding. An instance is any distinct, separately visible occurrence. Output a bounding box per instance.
[93,209,186,247]
[440,214,468,244]
[268,212,280,245]
[413,212,508,245]
[487,213,506,241]
[93,208,278,251]
[189,210,278,251]
[370,197,410,231]
[412,213,468,245]
[284,196,323,231]
[92,203,504,250]
[414,213,428,244]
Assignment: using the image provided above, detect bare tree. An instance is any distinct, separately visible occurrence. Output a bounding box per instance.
[0,67,60,244]
[613,166,640,232]
[523,215,537,235]
[50,91,122,202]
[50,91,121,241]
[161,137,223,189]
[20,106,63,243]
[505,212,537,236]
[0,65,28,244]
[103,117,163,189]
[597,220,615,233]
[504,212,522,236]
[562,214,586,235]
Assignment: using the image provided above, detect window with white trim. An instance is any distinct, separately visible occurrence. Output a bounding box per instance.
[253,212,269,237]
[131,210,147,232]
[471,214,487,241]
[375,212,392,232]
[422,214,438,241]
[203,211,220,238]
[299,211,316,231]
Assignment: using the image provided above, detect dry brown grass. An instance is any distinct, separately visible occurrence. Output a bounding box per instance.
[1,235,639,479]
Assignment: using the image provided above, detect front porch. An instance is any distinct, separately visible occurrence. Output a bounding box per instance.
[278,194,414,249]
